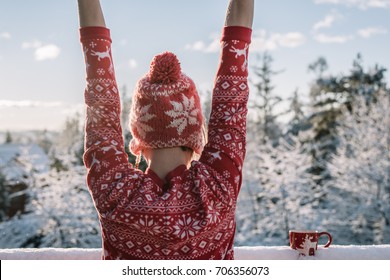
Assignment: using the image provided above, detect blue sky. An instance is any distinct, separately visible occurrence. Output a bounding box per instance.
[0,0,389,131]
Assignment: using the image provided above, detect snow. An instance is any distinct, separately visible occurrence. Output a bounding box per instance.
[1,245,389,260]
[0,143,49,182]
[0,248,100,260]
[235,245,390,260]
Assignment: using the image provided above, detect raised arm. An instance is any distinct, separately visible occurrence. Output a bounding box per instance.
[77,0,106,27]
[225,0,254,28]
[78,0,135,216]
[199,0,253,196]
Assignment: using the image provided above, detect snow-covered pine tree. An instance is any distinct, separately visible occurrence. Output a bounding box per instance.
[0,167,101,248]
[285,88,310,136]
[306,56,341,183]
[50,113,84,170]
[327,92,390,244]
[237,136,317,246]
[307,55,388,182]
[250,52,283,145]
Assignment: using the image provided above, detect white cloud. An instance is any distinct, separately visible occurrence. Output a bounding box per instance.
[186,30,306,53]
[313,11,342,30]
[21,40,42,49]
[0,32,11,40]
[185,37,220,53]
[21,40,61,61]
[0,100,63,108]
[34,44,61,61]
[357,27,388,38]
[128,58,138,69]
[314,33,354,43]
[251,30,306,51]
[314,0,390,9]
[185,40,206,51]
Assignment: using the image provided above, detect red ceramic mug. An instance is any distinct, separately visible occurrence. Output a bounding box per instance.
[289,230,332,256]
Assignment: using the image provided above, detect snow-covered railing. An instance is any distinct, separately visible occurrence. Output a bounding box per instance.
[1,245,390,260]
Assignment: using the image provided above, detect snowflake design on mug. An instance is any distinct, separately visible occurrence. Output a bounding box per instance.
[165,95,199,135]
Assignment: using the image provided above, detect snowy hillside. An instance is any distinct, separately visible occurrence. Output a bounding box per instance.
[0,143,49,181]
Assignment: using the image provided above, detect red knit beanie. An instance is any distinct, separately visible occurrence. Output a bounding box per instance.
[129,52,205,157]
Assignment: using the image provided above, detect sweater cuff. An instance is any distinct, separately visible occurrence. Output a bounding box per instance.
[221,26,252,43]
[80,26,111,42]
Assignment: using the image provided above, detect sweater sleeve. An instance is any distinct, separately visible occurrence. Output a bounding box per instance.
[80,27,137,213]
[199,26,252,196]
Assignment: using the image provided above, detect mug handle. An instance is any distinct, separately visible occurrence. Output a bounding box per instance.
[318,232,332,248]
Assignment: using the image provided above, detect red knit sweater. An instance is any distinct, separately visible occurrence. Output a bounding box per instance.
[81,26,251,260]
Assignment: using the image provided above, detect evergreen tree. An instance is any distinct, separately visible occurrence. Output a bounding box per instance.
[51,113,84,171]
[307,54,388,183]
[286,88,308,136]
[5,131,12,144]
[251,53,283,145]
[328,92,390,244]
[237,136,317,245]
[307,56,341,181]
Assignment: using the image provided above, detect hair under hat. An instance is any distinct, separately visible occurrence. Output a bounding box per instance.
[129,52,205,158]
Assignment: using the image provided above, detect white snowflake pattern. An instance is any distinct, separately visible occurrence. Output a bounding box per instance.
[133,215,162,236]
[222,104,245,123]
[89,41,97,48]
[230,66,238,73]
[173,215,202,239]
[165,95,200,135]
[134,104,156,138]
[206,200,223,223]
[97,68,105,75]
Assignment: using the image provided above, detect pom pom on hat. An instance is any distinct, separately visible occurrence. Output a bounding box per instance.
[149,52,181,84]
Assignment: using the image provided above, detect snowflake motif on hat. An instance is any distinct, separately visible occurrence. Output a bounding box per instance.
[165,95,199,135]
[135,104,156,138]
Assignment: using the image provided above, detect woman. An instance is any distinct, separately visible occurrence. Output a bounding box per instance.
[78,0,254,259]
